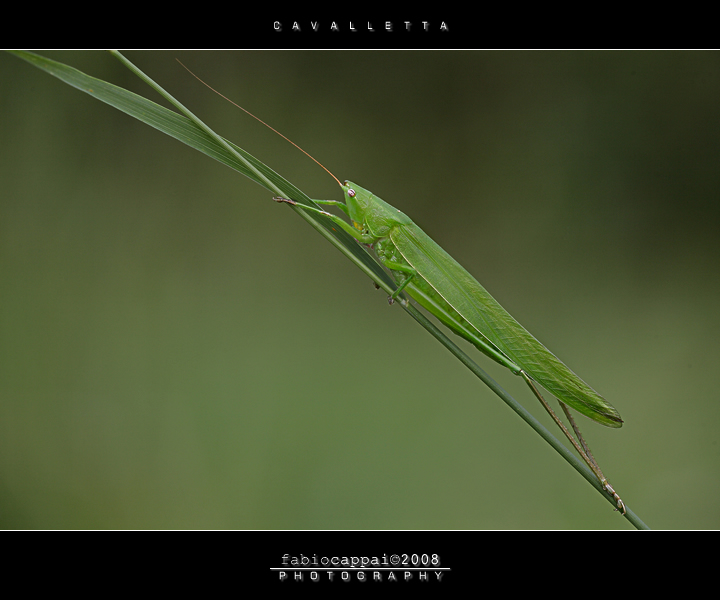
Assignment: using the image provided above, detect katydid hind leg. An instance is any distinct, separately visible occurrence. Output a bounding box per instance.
[520,371,626,515]
[560,402,601,474]
[558,402,626,513]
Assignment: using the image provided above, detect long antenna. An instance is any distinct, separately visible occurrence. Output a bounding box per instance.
[177,60,344,189]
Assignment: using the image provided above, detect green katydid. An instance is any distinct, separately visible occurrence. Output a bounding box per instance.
[182,64,625,515]
[278,181,625,514]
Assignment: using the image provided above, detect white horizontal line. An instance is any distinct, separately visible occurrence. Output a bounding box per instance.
[270,567,451,571]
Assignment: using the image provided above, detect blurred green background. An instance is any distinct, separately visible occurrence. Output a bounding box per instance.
[1,50,719,529]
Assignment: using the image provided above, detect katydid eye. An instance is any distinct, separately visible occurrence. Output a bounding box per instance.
[347,188,356,197]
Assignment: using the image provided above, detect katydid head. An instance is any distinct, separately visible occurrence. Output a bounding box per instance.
[343,180,413,237]
[342,180,373,225]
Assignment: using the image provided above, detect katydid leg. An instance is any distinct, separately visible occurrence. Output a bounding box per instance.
[521,372,626,514]
[398,273,627,513]
[273,196,375,244]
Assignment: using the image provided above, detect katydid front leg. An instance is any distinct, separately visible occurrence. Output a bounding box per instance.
[273,196,375,243]
[274,195,414,304]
